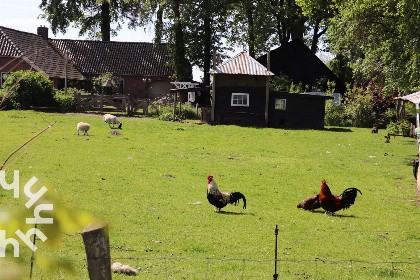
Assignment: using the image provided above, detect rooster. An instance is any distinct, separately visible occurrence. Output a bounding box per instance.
[297,194,321,211]
[319,180,362,213]
[206,175,246,211]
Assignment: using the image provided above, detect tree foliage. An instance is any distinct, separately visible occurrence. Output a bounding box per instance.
[296,0,336,52]
[39,0,141,41]
[37,0,420,92]
[328,0,420,93]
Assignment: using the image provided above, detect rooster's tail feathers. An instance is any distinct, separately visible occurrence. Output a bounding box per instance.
[230,192,246,209]
[340,188,362,209]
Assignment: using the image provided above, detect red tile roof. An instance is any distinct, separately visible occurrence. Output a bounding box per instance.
[51,39,174,77]
[0,26,84,80]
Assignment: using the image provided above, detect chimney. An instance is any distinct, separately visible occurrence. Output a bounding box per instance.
[37,26,48,40]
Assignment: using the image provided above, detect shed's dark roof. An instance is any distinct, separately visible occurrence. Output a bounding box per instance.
[0,26,84,80]
[51,39,174,77]
[270,91,334,100]
[258,40,346,94]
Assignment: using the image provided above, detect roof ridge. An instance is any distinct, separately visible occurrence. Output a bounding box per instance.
[51,38,158,45]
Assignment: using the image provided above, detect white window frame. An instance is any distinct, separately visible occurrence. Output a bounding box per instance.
[231,93,249,107]
[275,99,286,110]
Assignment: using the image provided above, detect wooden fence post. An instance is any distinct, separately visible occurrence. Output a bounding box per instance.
[143,99,148,115]
[178,92,182,120]
[127,94,131,115]
[100,94,104,111]
[74,92,81,111]
[82,222,112,280]
[195,103,199,118]
[173,92,177,121]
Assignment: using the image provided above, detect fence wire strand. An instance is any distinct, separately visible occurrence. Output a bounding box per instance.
[12,229,420,279]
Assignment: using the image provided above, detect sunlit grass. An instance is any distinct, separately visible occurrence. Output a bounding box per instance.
[0,110,419,279]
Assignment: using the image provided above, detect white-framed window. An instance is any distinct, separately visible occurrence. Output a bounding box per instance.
[231,93,249,107]
[275,99,286,110]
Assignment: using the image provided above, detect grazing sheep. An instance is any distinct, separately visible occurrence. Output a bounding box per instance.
[77,122,90,136]
[103,114,122,129]
[111,262,139,275]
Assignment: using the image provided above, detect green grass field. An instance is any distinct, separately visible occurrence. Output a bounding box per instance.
[0,110,419,279]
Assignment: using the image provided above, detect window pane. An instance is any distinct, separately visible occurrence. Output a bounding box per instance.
[275,99,286,110]
[231,93,249,106]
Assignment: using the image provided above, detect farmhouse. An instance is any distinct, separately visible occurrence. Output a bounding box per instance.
[0,26,175,99]
[257,39,346,94]
[0,26,84,89]
[208,51,333,129]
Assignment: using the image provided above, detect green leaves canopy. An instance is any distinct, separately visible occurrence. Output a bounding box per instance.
[328,0,420,93]
[39,0,141,41]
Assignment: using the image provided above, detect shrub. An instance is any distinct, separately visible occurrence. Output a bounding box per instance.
[54,88,79,112]
[92,72,123,95]
[344,91,376,127]
[1,71,57,110]
[269,74,292,91]
[149,95,199,121]
[386,120,411,136]
[324,101,351,127]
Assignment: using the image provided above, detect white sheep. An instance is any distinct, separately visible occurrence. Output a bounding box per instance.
[111,262,139,275]
[77,122,90,136]
[103,114,122,129]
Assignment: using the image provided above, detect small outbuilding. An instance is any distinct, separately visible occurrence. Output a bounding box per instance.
[268,91,333,129]
[208,51,333,129]
[209,51,274,127]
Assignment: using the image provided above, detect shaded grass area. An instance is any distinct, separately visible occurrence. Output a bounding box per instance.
[0,110,419,279]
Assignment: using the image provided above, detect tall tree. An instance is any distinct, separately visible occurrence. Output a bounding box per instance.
[170,0,192,81]
[145,0,231,83]
[181,0,232,83]
[226,0,275,57]
[296,0,336,53]
[40,0,141,41]
[328,0,420,93]
[137,0,192,81]
[226,0,307,57]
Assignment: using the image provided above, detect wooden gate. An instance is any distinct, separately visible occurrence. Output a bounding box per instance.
[74,93,148,114]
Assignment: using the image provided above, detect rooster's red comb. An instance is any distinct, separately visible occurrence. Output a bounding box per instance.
[207,175,213,180]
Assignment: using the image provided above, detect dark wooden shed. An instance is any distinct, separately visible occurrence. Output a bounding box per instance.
[208,51,333,129]
[268,91,333,129]
[209,51,274,127]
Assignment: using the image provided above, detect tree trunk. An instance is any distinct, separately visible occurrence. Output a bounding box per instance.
[203,16,211,85]
[154,2,164,44]
[172,0,191,81]
[310,19,320,53]
[246,4,255,58]
[100,1,111,41]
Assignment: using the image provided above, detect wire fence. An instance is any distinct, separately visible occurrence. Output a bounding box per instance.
[19,227,420,279]
[36,254,419,279]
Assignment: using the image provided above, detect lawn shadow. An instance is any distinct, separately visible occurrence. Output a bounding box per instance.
[328,213,358,218]
[324,127,353,133]
[216,210,253,216]
[307,209,359,218]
